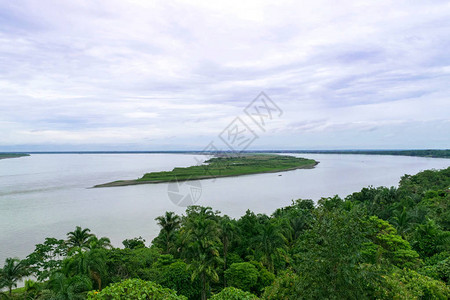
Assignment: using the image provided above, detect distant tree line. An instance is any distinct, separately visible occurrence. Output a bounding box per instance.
[270,149,450,158]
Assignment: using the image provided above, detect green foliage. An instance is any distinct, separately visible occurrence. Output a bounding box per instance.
[262,270,298,300]
[104,247,160,282]
[379,269,450,299]
[154,212,181,255]
[26,238,68,281]
[225,262,259,292]
[419,190,450,231]
[64,248,107,290]
[210,287,259,300]
[399,167,450,195]
[253,220,286,273]
[363,216,420,269]
[411,219,450,258]
[94,154,316,186]
[346,186,400,220]
[219,215,238,272]
[66,226,94,250]
[122,236,146,249]
[420,254,450,284]
[181,206,222,300]
[24,279,41,297]
[292,208,373,299]
[87,236,112,250]
[48,272,92,299]
[249,261,275,295]
[87,279,187,299]
[0,258,29,296]
[235,210,261,259]
[158,261,201,300]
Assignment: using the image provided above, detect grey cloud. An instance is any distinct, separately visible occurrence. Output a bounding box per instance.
[0,1,449,150]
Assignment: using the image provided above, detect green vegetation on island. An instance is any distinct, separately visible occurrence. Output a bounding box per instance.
[0,153,29,160]
[94,154,318,187]
[1,166,449,299]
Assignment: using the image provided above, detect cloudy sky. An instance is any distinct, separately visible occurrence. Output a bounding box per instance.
[0,0,449,151]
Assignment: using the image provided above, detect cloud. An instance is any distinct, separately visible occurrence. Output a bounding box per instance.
[0,0,449,150]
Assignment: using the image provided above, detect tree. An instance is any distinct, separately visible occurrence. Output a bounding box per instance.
[88,236,112,250]
[210,287,259,300]
[411,219,450,258]
[182,206,222,300]
[272,199,314,251]
[158,261,201,299]
[224,262,258,292]
[293,209,374,299]
[0,258,29,296]
[389,207,413,238]
[398,167,450,195]
[254,221,286,273]
[47,272,92,300]
[346,186,399,220]
[154,212,181,254]
[104,247,160,282]
[219,215,238,286]
[87,279,187,299]
[66,226,94,250]
[236,210,261,259]
[23,279,42,299]
[122,236,146,249]
[262,270,298,300]
[65,249,107,290]
[363,216,420,269]
[379,268,450,299]
[26,237,68,281]
[248,261,275,295]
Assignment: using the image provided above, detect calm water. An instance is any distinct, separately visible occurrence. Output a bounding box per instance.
[0,153,448,262]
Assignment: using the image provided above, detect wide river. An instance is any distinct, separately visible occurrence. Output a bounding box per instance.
[0,153,448,263]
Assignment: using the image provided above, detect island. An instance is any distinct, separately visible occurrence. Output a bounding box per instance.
[94,154,318,187]
[0,153,29,160]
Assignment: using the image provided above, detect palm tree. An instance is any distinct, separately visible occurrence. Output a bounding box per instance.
[219,216,238,287]
[24,279,43,300]
[155,212,181,254]
[47,272,92,300]
[412,219,449,257]
[390,207,413,238]
[182,206,222,300]
[66,226,94,250]
[87,236,112,250]
[65,249,107,291]
[254,221,286,272]
[0,258,29,296]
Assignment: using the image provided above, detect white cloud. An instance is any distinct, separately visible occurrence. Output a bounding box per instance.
[0,0,449,150]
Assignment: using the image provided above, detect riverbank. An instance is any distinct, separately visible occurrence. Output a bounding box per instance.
[94,154,318,188]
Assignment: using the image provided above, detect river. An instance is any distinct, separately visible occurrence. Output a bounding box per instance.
[0,153,448,262]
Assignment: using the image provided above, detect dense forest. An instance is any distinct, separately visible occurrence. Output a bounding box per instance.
[1,167,449,299]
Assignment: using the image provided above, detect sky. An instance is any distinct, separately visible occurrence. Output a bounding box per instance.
[0,0,449,151]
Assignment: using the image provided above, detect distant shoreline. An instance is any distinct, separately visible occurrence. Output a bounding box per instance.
[3,149,448,158]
